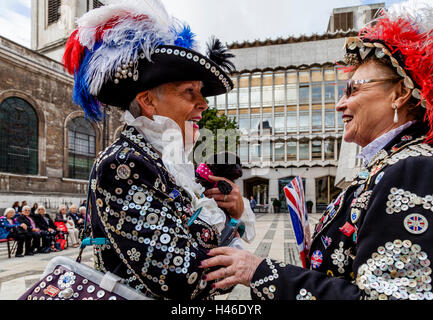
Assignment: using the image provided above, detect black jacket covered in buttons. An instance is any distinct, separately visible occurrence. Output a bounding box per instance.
[89,126,228,300]
[250,122,433,300]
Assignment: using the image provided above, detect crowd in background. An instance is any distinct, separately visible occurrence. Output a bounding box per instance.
[0,200,88,258]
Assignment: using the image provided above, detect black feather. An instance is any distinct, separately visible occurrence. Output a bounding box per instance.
[206,36,236,73]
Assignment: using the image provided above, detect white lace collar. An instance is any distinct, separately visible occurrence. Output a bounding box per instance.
[123,111,226,232]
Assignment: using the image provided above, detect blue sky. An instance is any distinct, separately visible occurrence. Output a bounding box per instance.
[0,0,415,49]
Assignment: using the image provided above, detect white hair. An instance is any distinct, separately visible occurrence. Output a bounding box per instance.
[22,206,31,211]
[4,208,15,216]
[37,206,46,213]
[79,206,86,212]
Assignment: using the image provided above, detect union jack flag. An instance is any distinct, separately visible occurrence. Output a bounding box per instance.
[284,176,311,268]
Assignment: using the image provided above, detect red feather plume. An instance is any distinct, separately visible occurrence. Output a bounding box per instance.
[62,29,85,75]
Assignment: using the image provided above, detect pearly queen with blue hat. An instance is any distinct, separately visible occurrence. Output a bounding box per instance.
[63,0,234,121]
[61,0,247,300]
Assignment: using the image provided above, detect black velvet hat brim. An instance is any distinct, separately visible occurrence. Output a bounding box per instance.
[96,45,234,109]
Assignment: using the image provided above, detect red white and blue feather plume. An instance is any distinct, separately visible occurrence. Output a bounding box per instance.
[63,0,197,121]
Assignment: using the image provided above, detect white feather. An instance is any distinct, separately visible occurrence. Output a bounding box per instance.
[386,0,433,34]
[76,0,183,95]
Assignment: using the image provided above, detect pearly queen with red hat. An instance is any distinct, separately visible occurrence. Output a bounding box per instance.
[343,0,433,143]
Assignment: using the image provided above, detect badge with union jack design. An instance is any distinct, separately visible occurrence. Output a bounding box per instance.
[404,213,428,234]
[311,250,323,269]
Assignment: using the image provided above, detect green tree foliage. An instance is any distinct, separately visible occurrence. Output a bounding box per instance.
[193,107,239,164]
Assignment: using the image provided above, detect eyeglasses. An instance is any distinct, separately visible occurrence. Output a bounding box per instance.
[344,78,400,98]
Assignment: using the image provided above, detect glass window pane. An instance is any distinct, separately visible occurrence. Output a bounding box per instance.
[262,141,272,161]
[275,142,285,161]
[299,85,310,104]
[299,110,309,132]
[287,141,297,161]
[251,143,260,161]
[325,139,335,160]
[263,87,273,106]
[287,85,297,105]
[68,117,96,180]
[239,118,249,135]
[275,116,284,133]
[312,140,322,160]
[325,109,335,128]
[312,84,322,103]
[325,83,335,102]
[299,141,309,160]
[250,117,260,133]
[287,111,297,132]
[312,109,322,131]
[240,143,249,162]
[0,97,38,175]
[262,115,272,134]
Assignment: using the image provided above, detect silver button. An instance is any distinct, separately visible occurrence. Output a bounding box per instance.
[87,285,95,293]
[97,290,106,298]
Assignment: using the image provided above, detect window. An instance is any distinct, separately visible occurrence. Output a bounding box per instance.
[239,117,249,135]
[0,98,38,175]
[333,12,354,31]
[250,117,260,134]
[312,84,322,104]
[325,139,335,160]
[312,140,322,160]
[262,115,272,135]
[250,143,260,162]
[299,85,310,104]
[287,111,297,132]
[299,110,309,132]
[68,117,96,180]
[287,141,297,161]
[299,141,310,160]
[312,109,322,131]
[275,115,285,133]
[262,141,272,161]
[325,109,335,129]
[275,143,285,161]
[48,0,61,25]
[325,83,335,102]
[239,143,249,163]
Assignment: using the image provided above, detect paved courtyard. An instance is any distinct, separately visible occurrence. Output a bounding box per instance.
[0,213,320,300]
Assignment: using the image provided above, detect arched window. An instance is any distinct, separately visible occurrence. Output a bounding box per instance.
[68,117,96,180]
[0,97,38,175]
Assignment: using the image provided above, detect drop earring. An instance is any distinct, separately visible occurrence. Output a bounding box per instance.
[393,104,398,124]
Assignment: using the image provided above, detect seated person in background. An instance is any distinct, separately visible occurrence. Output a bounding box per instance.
[16,206,42,255]
[33,206,59,253]
[68,204,84,232]
[195,152,256,248]
[0,208,30,258]
[55,205,80,248]
[30,203,38,217]
[12,202,20,215]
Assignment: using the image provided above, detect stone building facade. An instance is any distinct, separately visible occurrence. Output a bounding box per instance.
[0,35,123,211]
